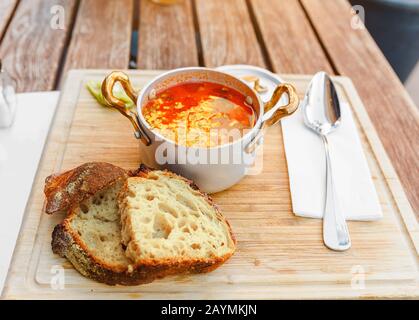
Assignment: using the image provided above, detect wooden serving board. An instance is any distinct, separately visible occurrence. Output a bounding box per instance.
[3,70,418,299]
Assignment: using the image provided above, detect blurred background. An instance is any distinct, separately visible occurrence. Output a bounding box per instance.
[350,0,419,105]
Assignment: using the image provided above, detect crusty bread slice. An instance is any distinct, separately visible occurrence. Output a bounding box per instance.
[51,179,167,285]
[47,163,142,285]
[119,165,236,273]
[44,162,127,215]
[46,163,236,285]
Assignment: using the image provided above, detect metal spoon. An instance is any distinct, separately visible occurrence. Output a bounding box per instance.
[302,71,351,251]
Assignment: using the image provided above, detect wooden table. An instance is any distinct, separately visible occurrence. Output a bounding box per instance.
[1,0,418,219]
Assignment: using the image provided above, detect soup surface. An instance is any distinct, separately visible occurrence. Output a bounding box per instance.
[142,81,255,147]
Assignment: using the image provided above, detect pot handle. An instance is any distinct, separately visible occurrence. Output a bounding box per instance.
[245,83,299,153]
[101,71,151,146]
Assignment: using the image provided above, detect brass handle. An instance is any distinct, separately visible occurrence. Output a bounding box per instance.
[245,83,299,153]
[101,71,151,146]
[263,83,299,127]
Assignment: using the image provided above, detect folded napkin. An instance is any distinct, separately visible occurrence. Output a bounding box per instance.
[281,102,382,221]
[0,91,59,296]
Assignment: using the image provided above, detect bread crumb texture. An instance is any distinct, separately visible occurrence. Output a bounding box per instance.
[119,171,235,264]
[69,181,131,269]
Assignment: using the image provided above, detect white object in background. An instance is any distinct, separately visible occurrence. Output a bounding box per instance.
[0,62,17,128]
[0,91,59,296]
[282,102,382,221]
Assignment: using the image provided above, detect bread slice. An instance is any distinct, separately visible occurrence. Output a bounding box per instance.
[47,163,141,284]
[46,163,236,285]
[118,165,236,274]
[44,162,127,215]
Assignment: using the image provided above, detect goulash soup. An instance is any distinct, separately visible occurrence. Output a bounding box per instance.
[142,82,256,147]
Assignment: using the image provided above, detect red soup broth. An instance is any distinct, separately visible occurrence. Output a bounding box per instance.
[142,81,256,147]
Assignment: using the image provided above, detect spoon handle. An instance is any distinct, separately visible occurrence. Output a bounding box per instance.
[321,135,351,251]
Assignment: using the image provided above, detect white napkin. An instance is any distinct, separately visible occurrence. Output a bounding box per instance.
[281,102,382,221]
[0,91,59,296]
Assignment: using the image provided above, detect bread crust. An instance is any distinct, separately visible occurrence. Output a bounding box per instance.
[48,163,236,286]
[44,162,128,215]
[52,222,230,286]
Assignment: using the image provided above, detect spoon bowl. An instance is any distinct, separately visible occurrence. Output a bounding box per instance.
[302,71,341,135]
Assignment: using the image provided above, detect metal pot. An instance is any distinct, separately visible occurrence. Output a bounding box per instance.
[101,67,299,193]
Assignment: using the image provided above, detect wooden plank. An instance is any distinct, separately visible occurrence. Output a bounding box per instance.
[0,0,78,92]
[62,0,134,78]
[137,0,198,69]
[0,0,18,39]
[301,0,419,217]
[3,70,418,299]
[195,0,265,68]
[249,0,333,74]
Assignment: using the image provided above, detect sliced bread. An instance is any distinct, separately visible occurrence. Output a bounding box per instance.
[48,163,143,285]
[46,162,236,285]
[44,162,127,215]
[118,165,236,273]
